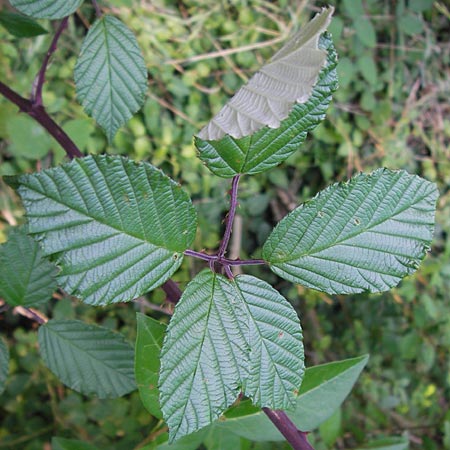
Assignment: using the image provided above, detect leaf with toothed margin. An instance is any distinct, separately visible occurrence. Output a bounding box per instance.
[263,169,438,295]
[74,15,147,142]
[39,319,136,398]
[9,0,84,19]
[159,270,304,442]
[195,8,337,178]
[7,155,197,306]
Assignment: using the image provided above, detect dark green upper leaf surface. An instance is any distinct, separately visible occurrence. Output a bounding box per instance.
[74,15,148,142]
[0,227,58,307]
[0,11,47,37]
[39,319,136,398]
[159,270,304,442]
[194,32,338,178]
[263,169,438,295]
[9,0,84,19]
[0,338,8,395]
[218,355,368,441]
[13,155,196,305]
[135,313,166,419]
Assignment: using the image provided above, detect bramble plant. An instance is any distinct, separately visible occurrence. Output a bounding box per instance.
[0,2,439,450]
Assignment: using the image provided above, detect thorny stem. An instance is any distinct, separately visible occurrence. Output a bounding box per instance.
[263,409,315,450]
[31,17,69,106]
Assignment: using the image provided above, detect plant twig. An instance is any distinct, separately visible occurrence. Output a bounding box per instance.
[31,17,69,106]
[160,279,182,304]
[263,408,315,450]
[92,0,102,18]
[184,249,265,266]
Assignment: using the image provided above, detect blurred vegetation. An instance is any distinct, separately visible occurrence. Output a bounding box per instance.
[0,0,449,449]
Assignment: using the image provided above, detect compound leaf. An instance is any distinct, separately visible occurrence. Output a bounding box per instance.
[159,270,248,442]
[159,271,304,442]
[0,11,47,37]
[263,169,438,295]
[9,0,84,19]
[0,338,8,395]
[10,155,196,305]
[74,15,147,142]
[195,32,337,177]
[0,227,58,307]
[234,275,304,409]
[135,313,166,419]
[39,319,136,398]
[218,355,369,441]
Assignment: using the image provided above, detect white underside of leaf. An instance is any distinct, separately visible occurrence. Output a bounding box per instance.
[197,7,334,140]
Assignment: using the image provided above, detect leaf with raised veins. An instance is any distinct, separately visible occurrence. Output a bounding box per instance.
[0,227,58,307]
[39,319,136,398]
[263,169,438,294]
[74,15,147,142]
[9,0,83,19]
[10,155,197,305]
[195,32,338,177]
[159,271,304,441]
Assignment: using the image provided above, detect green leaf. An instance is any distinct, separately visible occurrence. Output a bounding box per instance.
[74,15,148,142]
[51,437,100,450]
[354,17,376,48]
[135,313,166,419]
[204,424,241,450]
[0,338,9,395]
[39,319,136,398]
[159,271,303,442]
[9,0,84,19]
[218,355,369,441]
[263,169,438,295]
[151,430,207,450]
[197,7,333,141]
[0,11,47,37]
[195,32,338,178]
[0,227,58,307]
[354,437,409,450]
[12,155,196,305]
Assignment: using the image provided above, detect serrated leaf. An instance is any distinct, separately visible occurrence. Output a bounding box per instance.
[135,313,166,419]
[234,275,304,408]
[197,7,333,141]
[0,11,47,37]
[51,437,100,450]
[39,319,136,398]
[74,15,147,142]
[159,270,248,442]
[195,32,338,177]
[159,271,303,442]
[263,169,438,295]
[9,0,84,19]
[0,338,9,395]
[0,227,58,307]
[218,355,369,441]
[13,155,196,305]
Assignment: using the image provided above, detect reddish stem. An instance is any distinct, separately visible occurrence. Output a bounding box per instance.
[263,408,315,450]
[31,17,69,106]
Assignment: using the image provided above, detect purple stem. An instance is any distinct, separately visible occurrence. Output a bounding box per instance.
[31,17,69,106]
[184,249,265,266]
[92,0,102,18]
[263,409,315,450]
[218,175,241,258]
[161,279,182,304]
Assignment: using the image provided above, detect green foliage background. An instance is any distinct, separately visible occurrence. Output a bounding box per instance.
[0,0,449,449]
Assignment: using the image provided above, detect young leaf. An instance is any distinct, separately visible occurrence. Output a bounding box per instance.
[39,319,136,398]
[263,169,438,295]
[159,270,248,442]
[9,0,84,19]
[159,271,304,441]
[0,227,58,307]
[0,11,47,37]
[195,32,338,177]
[197,7,333,141]
[135,313,166,419]
[0,338,9,395]
[9,155,197,305]
[218,355,369,441]
[234,275,304,409]
[74,15,147,142]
